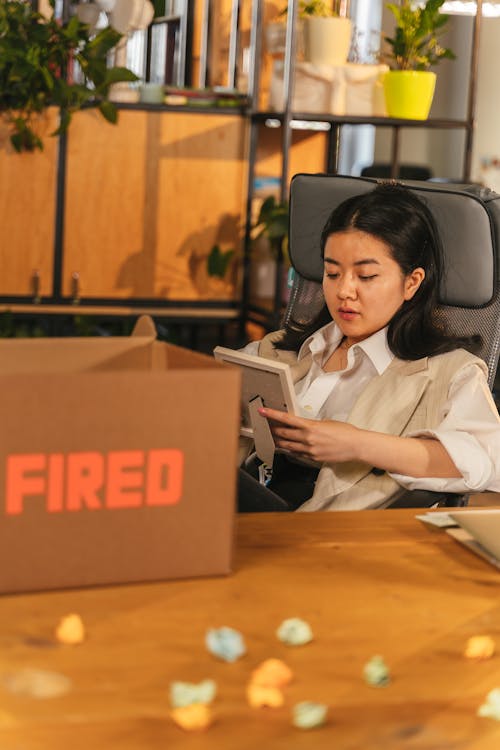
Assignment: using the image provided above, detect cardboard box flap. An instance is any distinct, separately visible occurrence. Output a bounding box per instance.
[131,315,157,339]
[162,342,228,370]
[0,315,161,375]
[0,337,160,375]
[0,337,235,375]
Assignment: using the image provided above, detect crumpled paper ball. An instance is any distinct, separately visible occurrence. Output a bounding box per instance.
[292,701,328,729]
[205,627,246,662]
[478,688,500,720]
[276,618,313,646]
[170,679,216,708]
[363,655,390,687]
[464,635,495,661]
[1,668,72,699]
[251,658,293,688]
[55,613,85,645]
[246,683,284,708]
[170,703,213,730]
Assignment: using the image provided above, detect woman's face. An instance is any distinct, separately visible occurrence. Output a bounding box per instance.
[322,229,425,344]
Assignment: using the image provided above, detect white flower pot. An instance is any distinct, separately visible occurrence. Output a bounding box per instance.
[303,16,352,67]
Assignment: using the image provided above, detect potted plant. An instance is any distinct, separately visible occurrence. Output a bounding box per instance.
[268,0,351,67]
[382,0,455,120]
[0,0,138,152]
[299,0,352,67]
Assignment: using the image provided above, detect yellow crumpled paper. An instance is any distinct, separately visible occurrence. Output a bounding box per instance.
[464,635,495,661]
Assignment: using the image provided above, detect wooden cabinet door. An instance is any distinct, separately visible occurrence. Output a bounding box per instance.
[0,110,58,298]
[63,109,247,301]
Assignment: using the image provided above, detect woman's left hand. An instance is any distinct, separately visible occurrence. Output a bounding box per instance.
[259,406,360,464]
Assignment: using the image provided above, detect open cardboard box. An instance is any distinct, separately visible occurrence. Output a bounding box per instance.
[0,316,241,593]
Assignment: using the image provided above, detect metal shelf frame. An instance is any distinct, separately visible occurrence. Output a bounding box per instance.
[241,0,485,331]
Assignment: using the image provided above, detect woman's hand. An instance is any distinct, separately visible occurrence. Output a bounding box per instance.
[258,407,360,464]
[258,406,462,479]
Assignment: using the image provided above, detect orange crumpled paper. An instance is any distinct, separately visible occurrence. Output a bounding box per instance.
[246,683,285,708]
[251,658,293,688]
[170,703,214,730]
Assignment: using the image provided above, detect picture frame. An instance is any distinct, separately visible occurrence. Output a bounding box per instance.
[213,346,299,438]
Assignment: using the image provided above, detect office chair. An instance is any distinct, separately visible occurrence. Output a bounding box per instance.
[361,164,433,181]
[283,174,500,508]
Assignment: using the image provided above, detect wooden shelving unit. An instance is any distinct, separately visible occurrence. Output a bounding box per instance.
[1,0,484,345]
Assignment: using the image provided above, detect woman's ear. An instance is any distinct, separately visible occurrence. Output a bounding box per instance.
[404,267,425,301]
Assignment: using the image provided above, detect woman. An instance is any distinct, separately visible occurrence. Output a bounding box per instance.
[238,183,500,511]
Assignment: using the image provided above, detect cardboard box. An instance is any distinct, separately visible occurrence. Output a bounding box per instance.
[0,316,241,594]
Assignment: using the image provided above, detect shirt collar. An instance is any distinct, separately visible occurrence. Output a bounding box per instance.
[299,321,393,375]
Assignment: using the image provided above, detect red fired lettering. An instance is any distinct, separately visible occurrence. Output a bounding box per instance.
[107,450,144,509]
[5,449,184,515]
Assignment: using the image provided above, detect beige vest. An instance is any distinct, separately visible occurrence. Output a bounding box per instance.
[258,334,487,511]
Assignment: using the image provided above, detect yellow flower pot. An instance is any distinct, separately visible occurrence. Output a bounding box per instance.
[383,70,436,120]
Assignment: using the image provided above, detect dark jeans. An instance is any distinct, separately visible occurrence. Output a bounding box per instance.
[237,454,320,513]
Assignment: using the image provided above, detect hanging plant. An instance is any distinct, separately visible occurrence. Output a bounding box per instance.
[0,0,138,152]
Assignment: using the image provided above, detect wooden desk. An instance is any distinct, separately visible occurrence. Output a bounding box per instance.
[1,509,500,749]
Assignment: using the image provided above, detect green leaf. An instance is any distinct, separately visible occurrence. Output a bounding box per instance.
[255,195,289,240]
[64,15,83,41]
[11,125,43,152]
[40,65,54,90]
[99,100,118,124]
[10,131,24,153]
[103,66,139,85]
[86,27,123,58]
[52,108,72,136]
[207,245,235,278]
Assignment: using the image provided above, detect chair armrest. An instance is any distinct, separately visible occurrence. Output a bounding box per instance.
[387,490,469,509]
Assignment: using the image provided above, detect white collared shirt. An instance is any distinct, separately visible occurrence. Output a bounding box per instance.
[295,324,392,421]
[244,322,500,493]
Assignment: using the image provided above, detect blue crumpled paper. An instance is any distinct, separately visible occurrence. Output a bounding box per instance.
[205,627,246,662]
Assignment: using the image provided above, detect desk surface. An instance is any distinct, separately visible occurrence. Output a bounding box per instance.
[1,509,500,749]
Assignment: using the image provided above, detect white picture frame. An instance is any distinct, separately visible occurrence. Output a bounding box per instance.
[213,346,299,438]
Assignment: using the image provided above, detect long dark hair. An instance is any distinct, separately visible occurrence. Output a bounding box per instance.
[278,183,480,359]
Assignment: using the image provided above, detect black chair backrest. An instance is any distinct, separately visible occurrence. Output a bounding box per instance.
[361,164,433,181]
[284,174,500,388]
